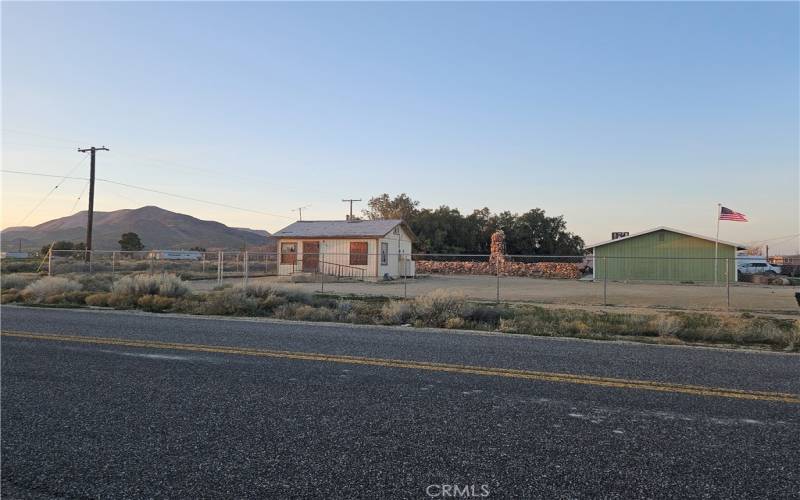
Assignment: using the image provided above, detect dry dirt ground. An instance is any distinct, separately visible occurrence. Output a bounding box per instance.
[190,274,799,315]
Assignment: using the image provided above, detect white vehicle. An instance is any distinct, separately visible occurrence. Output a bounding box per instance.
[737,260,782,275]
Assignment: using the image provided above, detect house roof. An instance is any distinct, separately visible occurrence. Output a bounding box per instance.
[272,219,415,240]
[586,226,746,250]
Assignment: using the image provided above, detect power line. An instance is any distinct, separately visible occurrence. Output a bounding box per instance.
[2,169,293,219]
[342,198,361,220]
[15,156,88,226]
[70,181,90,213]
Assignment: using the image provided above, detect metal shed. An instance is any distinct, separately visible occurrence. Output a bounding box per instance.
[586,227,745,283]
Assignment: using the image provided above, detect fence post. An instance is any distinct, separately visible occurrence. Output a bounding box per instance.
[243,251,249,287]
[496,259,501,304]
[725,258,730,309]
[202,253,206,274]
[603,256,608,306]
[218,251,224,284]
[111,251,116,282]
[403,256,408,299]
[48,250,53,277]
[320,251,325,293]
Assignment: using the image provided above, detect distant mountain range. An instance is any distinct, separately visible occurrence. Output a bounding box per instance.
[2,206,275,251]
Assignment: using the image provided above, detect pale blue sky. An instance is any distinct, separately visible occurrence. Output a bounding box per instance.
[2,2,798,252]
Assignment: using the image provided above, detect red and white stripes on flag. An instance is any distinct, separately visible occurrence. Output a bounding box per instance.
[719,206,747,222]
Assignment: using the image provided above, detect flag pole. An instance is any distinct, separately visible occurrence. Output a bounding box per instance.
[714,203,721,285]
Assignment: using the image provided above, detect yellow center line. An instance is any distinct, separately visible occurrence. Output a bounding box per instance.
[3,330,799,404]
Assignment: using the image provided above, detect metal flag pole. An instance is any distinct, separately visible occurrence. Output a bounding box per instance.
[714,203,721,285]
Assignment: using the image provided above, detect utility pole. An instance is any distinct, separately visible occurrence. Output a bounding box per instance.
[292,205,311,221]
[78,146,109,262]
[342,198,361,220]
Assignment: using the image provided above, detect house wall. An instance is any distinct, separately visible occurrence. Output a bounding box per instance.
[378,226,414,277]
[277,238,377,277]
[593,230,736,282]
[277,226,414,278]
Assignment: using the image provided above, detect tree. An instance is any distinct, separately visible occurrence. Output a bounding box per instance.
[40,240,84,256]
[119,232,144,251]
[366,193,585,255]
[363,193,420,221]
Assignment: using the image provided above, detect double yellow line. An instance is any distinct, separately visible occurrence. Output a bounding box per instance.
[3,330,799,404]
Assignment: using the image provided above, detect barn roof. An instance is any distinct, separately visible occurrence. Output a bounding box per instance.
[586,226,746,250]
[272,219,415,240]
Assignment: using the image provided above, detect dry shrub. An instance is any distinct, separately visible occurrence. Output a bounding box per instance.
[290,304,336,322]
[238,282,274,298]
[652,315,683,337]
[380,301,413,325]
[498,318,518,333]
[445,317,466,329]
[107,293,137,309]
[22,277,82,302]
[411,289,469,327]
[112,273,189,298]
[1,292,22,304]
[137,295,175,312]
[1,273,39,290]
[85,293,111,307]
[197,290,259,316]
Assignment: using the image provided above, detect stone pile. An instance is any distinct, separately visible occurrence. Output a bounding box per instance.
[415,260,581,279]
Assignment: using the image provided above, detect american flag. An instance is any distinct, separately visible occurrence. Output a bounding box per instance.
[719,206,747,222]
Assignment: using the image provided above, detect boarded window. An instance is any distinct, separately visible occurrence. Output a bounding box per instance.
[350,242,368,266]
[381,242,389,265]
[280,242,297,264]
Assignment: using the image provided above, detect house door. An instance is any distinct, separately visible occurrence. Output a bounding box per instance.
[302,241,320,272]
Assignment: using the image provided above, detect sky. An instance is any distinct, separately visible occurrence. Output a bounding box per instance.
[2,2,798,253]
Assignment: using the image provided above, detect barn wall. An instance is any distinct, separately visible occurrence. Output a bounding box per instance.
[593,230,736,282]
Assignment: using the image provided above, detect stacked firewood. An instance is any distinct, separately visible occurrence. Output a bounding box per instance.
[415,260,580,279]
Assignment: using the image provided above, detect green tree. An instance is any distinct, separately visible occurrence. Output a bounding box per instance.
[363,193,420,221]
[40,240,83,256]
[118,232,144,251]
[366,193,585,255]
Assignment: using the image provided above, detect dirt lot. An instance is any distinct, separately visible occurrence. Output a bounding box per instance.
[191,274,799,314]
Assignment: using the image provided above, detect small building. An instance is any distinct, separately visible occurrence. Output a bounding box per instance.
[0,251,30,259]
[272,219,415,279]
[586,227,745,283]
[146,250,203,260]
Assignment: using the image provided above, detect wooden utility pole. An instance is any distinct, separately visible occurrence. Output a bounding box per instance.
[293,205,310,221]
[342,198,361,220]
[78,146,109,262]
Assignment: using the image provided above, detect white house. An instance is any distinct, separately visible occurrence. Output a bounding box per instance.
[272,219,415,279]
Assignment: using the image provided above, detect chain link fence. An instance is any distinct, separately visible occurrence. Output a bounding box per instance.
[3,250,798,312]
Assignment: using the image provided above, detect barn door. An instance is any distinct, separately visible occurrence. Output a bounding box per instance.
[302,241,320,272]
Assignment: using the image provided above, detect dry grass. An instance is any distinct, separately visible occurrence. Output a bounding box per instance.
[112,273,189,298]
[1,273,39,291]
[22,277,82,302]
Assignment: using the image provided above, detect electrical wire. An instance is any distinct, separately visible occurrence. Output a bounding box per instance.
[2,169,293,219]
[69,181,90,213]
[14,157,88,226]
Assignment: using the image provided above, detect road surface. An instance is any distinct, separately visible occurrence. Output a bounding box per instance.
[2,306,799,498]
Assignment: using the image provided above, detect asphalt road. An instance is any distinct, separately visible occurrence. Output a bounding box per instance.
[2,306,799,499]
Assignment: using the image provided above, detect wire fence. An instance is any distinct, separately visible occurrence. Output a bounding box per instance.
[2,250,798,312]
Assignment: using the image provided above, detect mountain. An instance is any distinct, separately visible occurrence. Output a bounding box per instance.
[2,206,275,251]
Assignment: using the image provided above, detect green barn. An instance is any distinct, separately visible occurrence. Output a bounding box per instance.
[587,227,745,283]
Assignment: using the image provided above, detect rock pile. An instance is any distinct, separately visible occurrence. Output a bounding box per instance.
[415,260,581,279]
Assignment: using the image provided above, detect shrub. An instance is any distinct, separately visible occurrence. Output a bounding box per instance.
[380,301,413,325]
[213,283,233,291]
[411,289,469,327]
[258,293,287,312]
[137,295,175,312]
[76,273,113,292]
[238,282,274,298]
[85,293,112,307]
[196,290,259,316]
[1,292,22,304]
[107,293,137,309]
[290,304,336,322]
[22,277,82,302]
[1,273,39,290]
[112,273,189,298]
[445,317,466,329]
